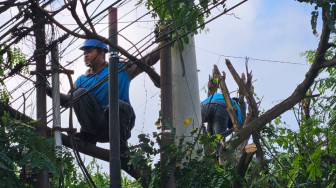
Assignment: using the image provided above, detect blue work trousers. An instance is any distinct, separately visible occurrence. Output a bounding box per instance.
[72,88,135,153]
[201,102,230,156]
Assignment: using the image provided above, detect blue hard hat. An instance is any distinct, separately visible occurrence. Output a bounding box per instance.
[80,39,108,52]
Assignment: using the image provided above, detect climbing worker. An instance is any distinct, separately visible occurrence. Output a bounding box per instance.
[201,93,243,156]
[46,39,160,155]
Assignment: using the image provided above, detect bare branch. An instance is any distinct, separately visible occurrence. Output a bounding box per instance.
[226,59,259,116]
[320,57,336,68]
[35,4,86,39]
[66,0,95,38]
[79,0,97,35]
[329,43,336,48]
[213,65,241,132]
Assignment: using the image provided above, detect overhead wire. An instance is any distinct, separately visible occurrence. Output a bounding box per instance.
[6,0,305,128]
[0,11,24,34]
[195,46,308,66]
[0,0,54,46]
[58,0,163,66]
[0,0,74,56]
[2,0,122,93]
[162,0,249,138]
[52,0,151,68]
[58,0,127,66]
[63,2,141,60]
[15,87,35,114]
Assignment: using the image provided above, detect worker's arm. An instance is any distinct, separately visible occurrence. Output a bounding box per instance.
[46,84,72,107]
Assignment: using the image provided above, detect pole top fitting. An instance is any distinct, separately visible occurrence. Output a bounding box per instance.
[109,51,119,58]
[154,24,172,43]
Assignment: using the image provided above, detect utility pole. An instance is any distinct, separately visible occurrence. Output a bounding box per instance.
[32,1,49,186]
[158,25,176,187]
[171,35,202,156]
[108,7,121,188]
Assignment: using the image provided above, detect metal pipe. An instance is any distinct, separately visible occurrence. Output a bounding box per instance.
[108,7,121,188]
[51,45,62,157]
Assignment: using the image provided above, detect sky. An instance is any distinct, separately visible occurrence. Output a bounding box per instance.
[128,0,318,143]
[119,0,318,173]
[2,0,321,176]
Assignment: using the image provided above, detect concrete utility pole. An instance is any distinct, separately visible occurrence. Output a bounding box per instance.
[32,0,49,186]
[171,35,202,156]
[108,7,121,188]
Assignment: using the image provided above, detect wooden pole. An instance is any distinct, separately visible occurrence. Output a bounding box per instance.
[158,25,176,188]
[32,1,49,186]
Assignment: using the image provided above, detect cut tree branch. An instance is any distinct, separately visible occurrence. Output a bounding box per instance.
[213,65,241,132]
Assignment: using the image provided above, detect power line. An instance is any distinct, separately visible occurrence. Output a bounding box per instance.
[195,46,309,66]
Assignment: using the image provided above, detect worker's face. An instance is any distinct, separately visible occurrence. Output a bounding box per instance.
[83,48,103,67]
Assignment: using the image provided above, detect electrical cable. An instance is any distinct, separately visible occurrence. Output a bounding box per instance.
[64,70,97,188]
[0,2,64,54]
[57,0,126,66]
[44,0,153,69]
[5,0,300,111]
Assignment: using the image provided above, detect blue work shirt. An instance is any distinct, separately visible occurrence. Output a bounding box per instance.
[75,63,130,108]
[202,93,243,124]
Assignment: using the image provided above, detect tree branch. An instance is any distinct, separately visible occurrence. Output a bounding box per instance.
[226,59,259,116]
[226,6,333,150]
[213,65,241,132]
[33,2,86,39]
[233,144,257,188]
[66,0,96,38]
[320,57,336,68]
[79,0,97,35]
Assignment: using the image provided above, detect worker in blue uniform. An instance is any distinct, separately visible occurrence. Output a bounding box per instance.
[47,39,160,154]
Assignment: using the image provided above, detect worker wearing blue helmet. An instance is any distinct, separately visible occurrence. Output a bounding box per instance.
[72,39,132,153]
[79,39,108,53]
[46,38,161,155]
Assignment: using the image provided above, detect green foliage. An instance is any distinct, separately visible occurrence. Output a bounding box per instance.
[296,0,336,34]
[301,35,336,95]
[50,155,141,187]
[0,46,27,102]
[248,79,336,187]
[138,0,224,45]
[128,126,237,187]
[244,33,336,186]
[0,111,140,187]
[0,112,61,186]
